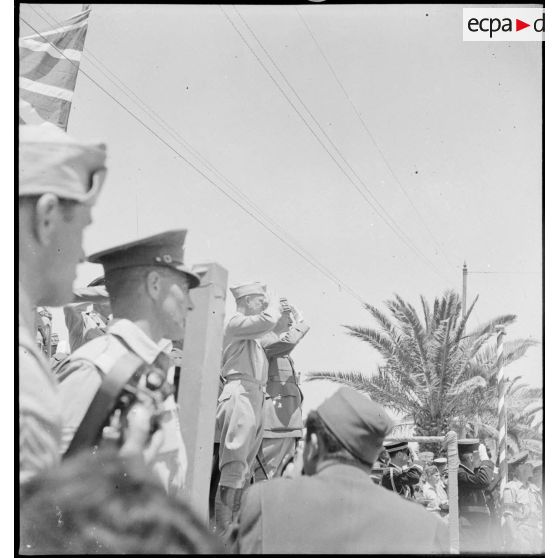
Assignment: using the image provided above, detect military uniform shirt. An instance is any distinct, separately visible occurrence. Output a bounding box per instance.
[56,318,187,494]
[19,285,62,484]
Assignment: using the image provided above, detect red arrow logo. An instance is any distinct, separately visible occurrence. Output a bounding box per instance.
[516,19,530,31]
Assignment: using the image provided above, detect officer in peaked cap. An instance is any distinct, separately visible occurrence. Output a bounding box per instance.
[502,451,543,552]
[234,388,448,554]
[381,440,422,499]
[19,123,107,484]
[213,280,283,534]
[456,438,495,552]
[56,229,200,495]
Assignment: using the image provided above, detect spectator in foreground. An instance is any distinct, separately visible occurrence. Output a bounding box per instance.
[19,123,106,484]
[233,387,448,554]
[20,450,224,555]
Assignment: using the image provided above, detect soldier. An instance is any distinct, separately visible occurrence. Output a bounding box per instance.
[19,123,106,483]
[214,282,282,534]
[63,276,111,352]
[381,440,423,499]
[457,438,494,553]
[233,388,448,554]
[502,451,543,553]
[253,298,309,481]
[56,230,199,495]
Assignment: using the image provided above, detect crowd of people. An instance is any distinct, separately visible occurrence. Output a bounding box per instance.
[19,123,543,554]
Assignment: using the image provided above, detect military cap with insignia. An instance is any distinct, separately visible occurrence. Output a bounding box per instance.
[433,457,447,466]
[316,387,393,466]
[384,440,409,454]
[88,229,200,288]
[19,123,107,205]
[507,450,530,467]
[230,282,266,300]
[457,438,480,455]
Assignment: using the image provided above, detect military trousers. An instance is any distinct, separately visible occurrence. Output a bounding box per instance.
[459,512,491,553]
[215,379,265,489]
[253,437,297,482]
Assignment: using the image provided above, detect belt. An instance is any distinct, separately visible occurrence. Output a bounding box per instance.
[461,505,490,514]
[268,375,298,383]
[222,373,266,388]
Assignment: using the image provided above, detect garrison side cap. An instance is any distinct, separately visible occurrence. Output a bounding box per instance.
[88,229,200,288]
[230,282,266,300]
[19,123,107,205]
[384,440,409,454]
[316,387,393,466]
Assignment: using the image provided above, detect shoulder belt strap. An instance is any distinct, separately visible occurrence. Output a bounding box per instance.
[64,351,145,459]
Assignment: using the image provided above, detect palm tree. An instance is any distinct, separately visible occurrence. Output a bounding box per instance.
[472,377,542,455]
[305,290,536,452]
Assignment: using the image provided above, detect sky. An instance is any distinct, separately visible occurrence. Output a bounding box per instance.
[19,3,543,414]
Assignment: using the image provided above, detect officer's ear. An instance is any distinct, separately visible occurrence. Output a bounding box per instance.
[145,269,164,300]
[32,193,63,246]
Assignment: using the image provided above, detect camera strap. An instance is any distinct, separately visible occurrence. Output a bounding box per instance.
[64,351,145,458]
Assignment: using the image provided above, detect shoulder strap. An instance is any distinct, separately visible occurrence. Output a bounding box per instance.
[63,351,145,459]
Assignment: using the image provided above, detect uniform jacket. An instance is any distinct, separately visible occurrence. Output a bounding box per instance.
[457,460,494,516]
[63,302,108,352]
[56,318,187,495]
[19,285,62,484]
[260,322,309,437]
[502,479,541,525]
[381,462,421,498]
[220,307,281,384]
[235,461,448,554]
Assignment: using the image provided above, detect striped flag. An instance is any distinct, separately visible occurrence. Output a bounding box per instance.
[19,7,91,130]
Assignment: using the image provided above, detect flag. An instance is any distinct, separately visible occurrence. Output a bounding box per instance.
[19,7,91,130]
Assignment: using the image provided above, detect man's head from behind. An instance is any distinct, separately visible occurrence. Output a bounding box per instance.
[230,282,267,316]
[20,450,224,554]
[90,230,200,342]
[302,387,393,476]
[19,124,106,307]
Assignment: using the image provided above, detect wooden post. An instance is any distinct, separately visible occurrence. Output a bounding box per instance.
[177,262,228,521]
[444,431,460,554]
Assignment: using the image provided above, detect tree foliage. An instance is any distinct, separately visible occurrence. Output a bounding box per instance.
[305,290,539,452]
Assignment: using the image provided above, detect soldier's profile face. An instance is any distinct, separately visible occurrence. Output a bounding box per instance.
[48,202,92,307]
[156,269,194,340]
[245,294,266,315]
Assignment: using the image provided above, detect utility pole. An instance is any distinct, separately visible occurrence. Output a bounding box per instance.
[462,262,468,319]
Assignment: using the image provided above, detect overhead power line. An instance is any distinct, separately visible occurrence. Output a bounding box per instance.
[223,6,452,284]
[28,6,368,303]
[19,13,367,306]
[295,7,458,271]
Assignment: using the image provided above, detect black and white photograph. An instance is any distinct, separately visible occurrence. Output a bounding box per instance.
[17,2,544,554]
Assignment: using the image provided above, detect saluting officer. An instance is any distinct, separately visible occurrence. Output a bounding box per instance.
[502,451,543,553]
[214,282,281,533]
[253,298,309,481]
[457,438,494,553]
[381,440,422,499]
[19,123,106,484]
[56,230,200,495]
